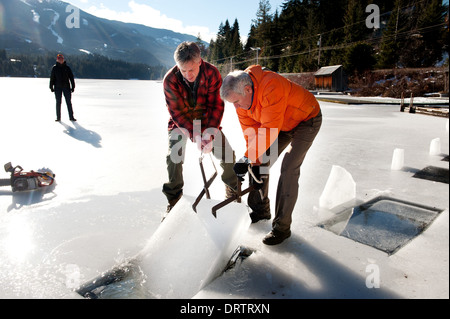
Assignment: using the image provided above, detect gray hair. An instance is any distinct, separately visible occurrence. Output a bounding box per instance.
[174,41,201,65]
[220,70,253,100]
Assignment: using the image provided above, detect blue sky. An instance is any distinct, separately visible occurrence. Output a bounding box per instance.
[69,0,286,42]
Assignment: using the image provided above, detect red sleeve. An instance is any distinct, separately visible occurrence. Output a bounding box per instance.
[163,69,194,138]
[205,65,224,130]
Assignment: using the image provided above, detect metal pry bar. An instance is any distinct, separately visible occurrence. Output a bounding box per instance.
[211,180,255,218]
[192,153,218,213]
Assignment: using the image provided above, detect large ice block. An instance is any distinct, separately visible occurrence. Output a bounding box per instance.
[391,148,405,170]
[319,165,356,210]
[137,196,251,299]
[429,138,441,155]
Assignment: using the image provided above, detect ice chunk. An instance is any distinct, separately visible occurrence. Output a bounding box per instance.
[391,148,405,170]
[319,165,356,210]
[429,138,441,156]
[138,196,251,299]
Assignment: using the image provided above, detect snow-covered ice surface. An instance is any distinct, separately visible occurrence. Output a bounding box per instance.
[0,78,448,299]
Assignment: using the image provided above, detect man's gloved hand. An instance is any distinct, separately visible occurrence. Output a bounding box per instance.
[249,165,268,190]
[233,156,250,181]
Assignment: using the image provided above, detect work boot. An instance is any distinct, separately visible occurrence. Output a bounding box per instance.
[249,211,271,224]
[161,194,182,222]
[262,229,291,245]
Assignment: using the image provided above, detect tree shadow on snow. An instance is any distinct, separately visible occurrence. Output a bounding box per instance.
[60,121,102,148]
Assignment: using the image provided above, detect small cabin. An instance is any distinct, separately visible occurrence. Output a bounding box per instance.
[314,65,347,92]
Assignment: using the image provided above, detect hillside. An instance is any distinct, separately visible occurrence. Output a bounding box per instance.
[0,0,204,67]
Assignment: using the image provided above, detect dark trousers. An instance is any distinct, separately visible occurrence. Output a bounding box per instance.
[162,129,238,204]
[55,87,74,120]
[249,112,322,233]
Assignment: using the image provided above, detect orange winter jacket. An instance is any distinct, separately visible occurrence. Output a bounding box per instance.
[236,65,320,164]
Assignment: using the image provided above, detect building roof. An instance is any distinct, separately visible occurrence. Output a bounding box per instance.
[315,65,343,76]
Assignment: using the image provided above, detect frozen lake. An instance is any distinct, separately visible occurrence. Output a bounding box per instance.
[0,77,448,299]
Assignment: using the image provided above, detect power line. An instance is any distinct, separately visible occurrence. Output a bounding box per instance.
[208,0,448,66]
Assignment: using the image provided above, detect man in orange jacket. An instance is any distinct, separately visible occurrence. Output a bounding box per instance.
[221,65,322,245]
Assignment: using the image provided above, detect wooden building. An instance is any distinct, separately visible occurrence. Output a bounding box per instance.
[314,65,347,92]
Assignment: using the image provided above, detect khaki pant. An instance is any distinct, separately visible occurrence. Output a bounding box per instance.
[163,129,238,204]
[248,112,322,233]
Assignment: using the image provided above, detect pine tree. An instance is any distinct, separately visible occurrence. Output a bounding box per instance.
[377,0,407,68]
[264,10,282,71]
[343,0,368,44]
[229,19,244,69]
[399,0,447,67]
[252,0,273,55]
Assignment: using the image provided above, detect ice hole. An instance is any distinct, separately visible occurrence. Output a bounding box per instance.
[319,196,443,255]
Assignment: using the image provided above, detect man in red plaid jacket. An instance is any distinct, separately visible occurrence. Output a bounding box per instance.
[162,42,238,218]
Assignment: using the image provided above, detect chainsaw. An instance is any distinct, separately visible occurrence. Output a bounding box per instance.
[0,162,55,192]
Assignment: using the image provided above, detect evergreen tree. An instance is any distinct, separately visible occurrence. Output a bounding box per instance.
[399,0,447,67]
[196,34,208,57]
[377,0,407,68]
[344,42,377,74]
[252,0,274,62]
[229,19,244,69]
[343,0,368,44]
[230,20,244,56]
[264,10,283,71]
[206,0,447,74]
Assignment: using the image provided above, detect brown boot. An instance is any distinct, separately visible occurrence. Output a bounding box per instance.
[249,211,271,223]
[262,229,291,245]
[162,194,182,222]
[225,185,241,203]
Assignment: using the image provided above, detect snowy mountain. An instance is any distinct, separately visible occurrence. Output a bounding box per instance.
[0,0,203,67]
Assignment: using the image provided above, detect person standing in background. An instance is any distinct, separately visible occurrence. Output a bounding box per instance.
[50,54,76,122]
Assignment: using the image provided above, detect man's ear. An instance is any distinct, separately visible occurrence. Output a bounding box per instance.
[244,85,253,95]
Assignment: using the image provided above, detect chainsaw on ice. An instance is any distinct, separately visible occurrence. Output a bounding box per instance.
[0,162,55,192]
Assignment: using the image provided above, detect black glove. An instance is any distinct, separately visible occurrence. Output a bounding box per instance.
[249,165,268,190]
[71,88,75,93]
[50,88,54,92]
[233,156,250,181]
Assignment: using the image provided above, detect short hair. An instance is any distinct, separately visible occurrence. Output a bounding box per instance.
[174,42,201,65]
[220,70,253,100]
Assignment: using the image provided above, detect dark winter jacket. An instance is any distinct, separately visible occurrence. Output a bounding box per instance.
[50,62,75,90]
[163,60,224,140]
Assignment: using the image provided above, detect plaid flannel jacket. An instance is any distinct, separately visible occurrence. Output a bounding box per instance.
[163,60,224,140]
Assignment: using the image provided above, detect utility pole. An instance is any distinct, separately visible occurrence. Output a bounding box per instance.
[395,4,399,41]
[317,34,322,67]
